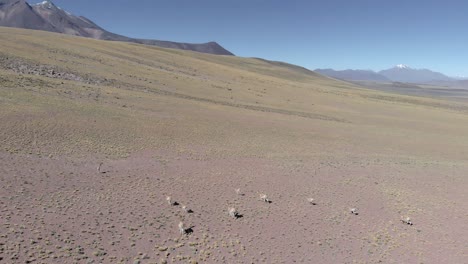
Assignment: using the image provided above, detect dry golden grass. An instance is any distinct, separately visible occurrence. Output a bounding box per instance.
[1,27,468,161]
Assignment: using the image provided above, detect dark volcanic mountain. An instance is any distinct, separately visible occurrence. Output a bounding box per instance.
[378,64,453,83]
[315,68,390,82]
[31,0,110,38]
[0,0,56,31]
[0,0,234,56]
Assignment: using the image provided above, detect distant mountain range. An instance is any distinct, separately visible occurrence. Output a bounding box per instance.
[379,64,454,83]
[316,64,464,85]
[0,0,234,56]
[314,69,390,82]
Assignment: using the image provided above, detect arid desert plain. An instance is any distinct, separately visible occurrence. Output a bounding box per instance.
[1,27,467,263]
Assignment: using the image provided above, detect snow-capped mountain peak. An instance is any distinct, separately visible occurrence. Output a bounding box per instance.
[379,65,453,83]
[35,0,56,10]
[36,1,52,6]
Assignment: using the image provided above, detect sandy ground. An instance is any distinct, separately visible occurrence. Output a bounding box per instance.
[1,148,467,263]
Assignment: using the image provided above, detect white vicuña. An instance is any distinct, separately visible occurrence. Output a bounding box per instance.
[178,221,186,234]
[235,188,241,195]
[307,198,316,205]
[166,196,173,205]
[228,207,238,218]
[350,208,358,215]
[260,193,270,203]
[401,216,413,225]
[97,162,103,173]
[182,205,190,213]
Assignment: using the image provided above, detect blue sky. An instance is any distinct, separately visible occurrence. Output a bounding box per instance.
[39,0,468,76]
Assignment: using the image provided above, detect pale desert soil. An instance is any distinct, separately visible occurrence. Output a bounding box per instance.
[1,149,467,263]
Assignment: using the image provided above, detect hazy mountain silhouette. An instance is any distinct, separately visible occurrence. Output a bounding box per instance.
[315,69,390,82]
[317,65,456,85]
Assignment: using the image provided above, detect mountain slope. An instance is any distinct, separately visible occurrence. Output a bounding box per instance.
[315,68,390,81]
[0,0,233,55]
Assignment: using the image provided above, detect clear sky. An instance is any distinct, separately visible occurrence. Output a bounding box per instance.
[38,0,468,76]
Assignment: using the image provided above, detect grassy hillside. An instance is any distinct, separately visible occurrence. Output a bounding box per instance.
[1,27,467,263]
[1,27,468,160]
